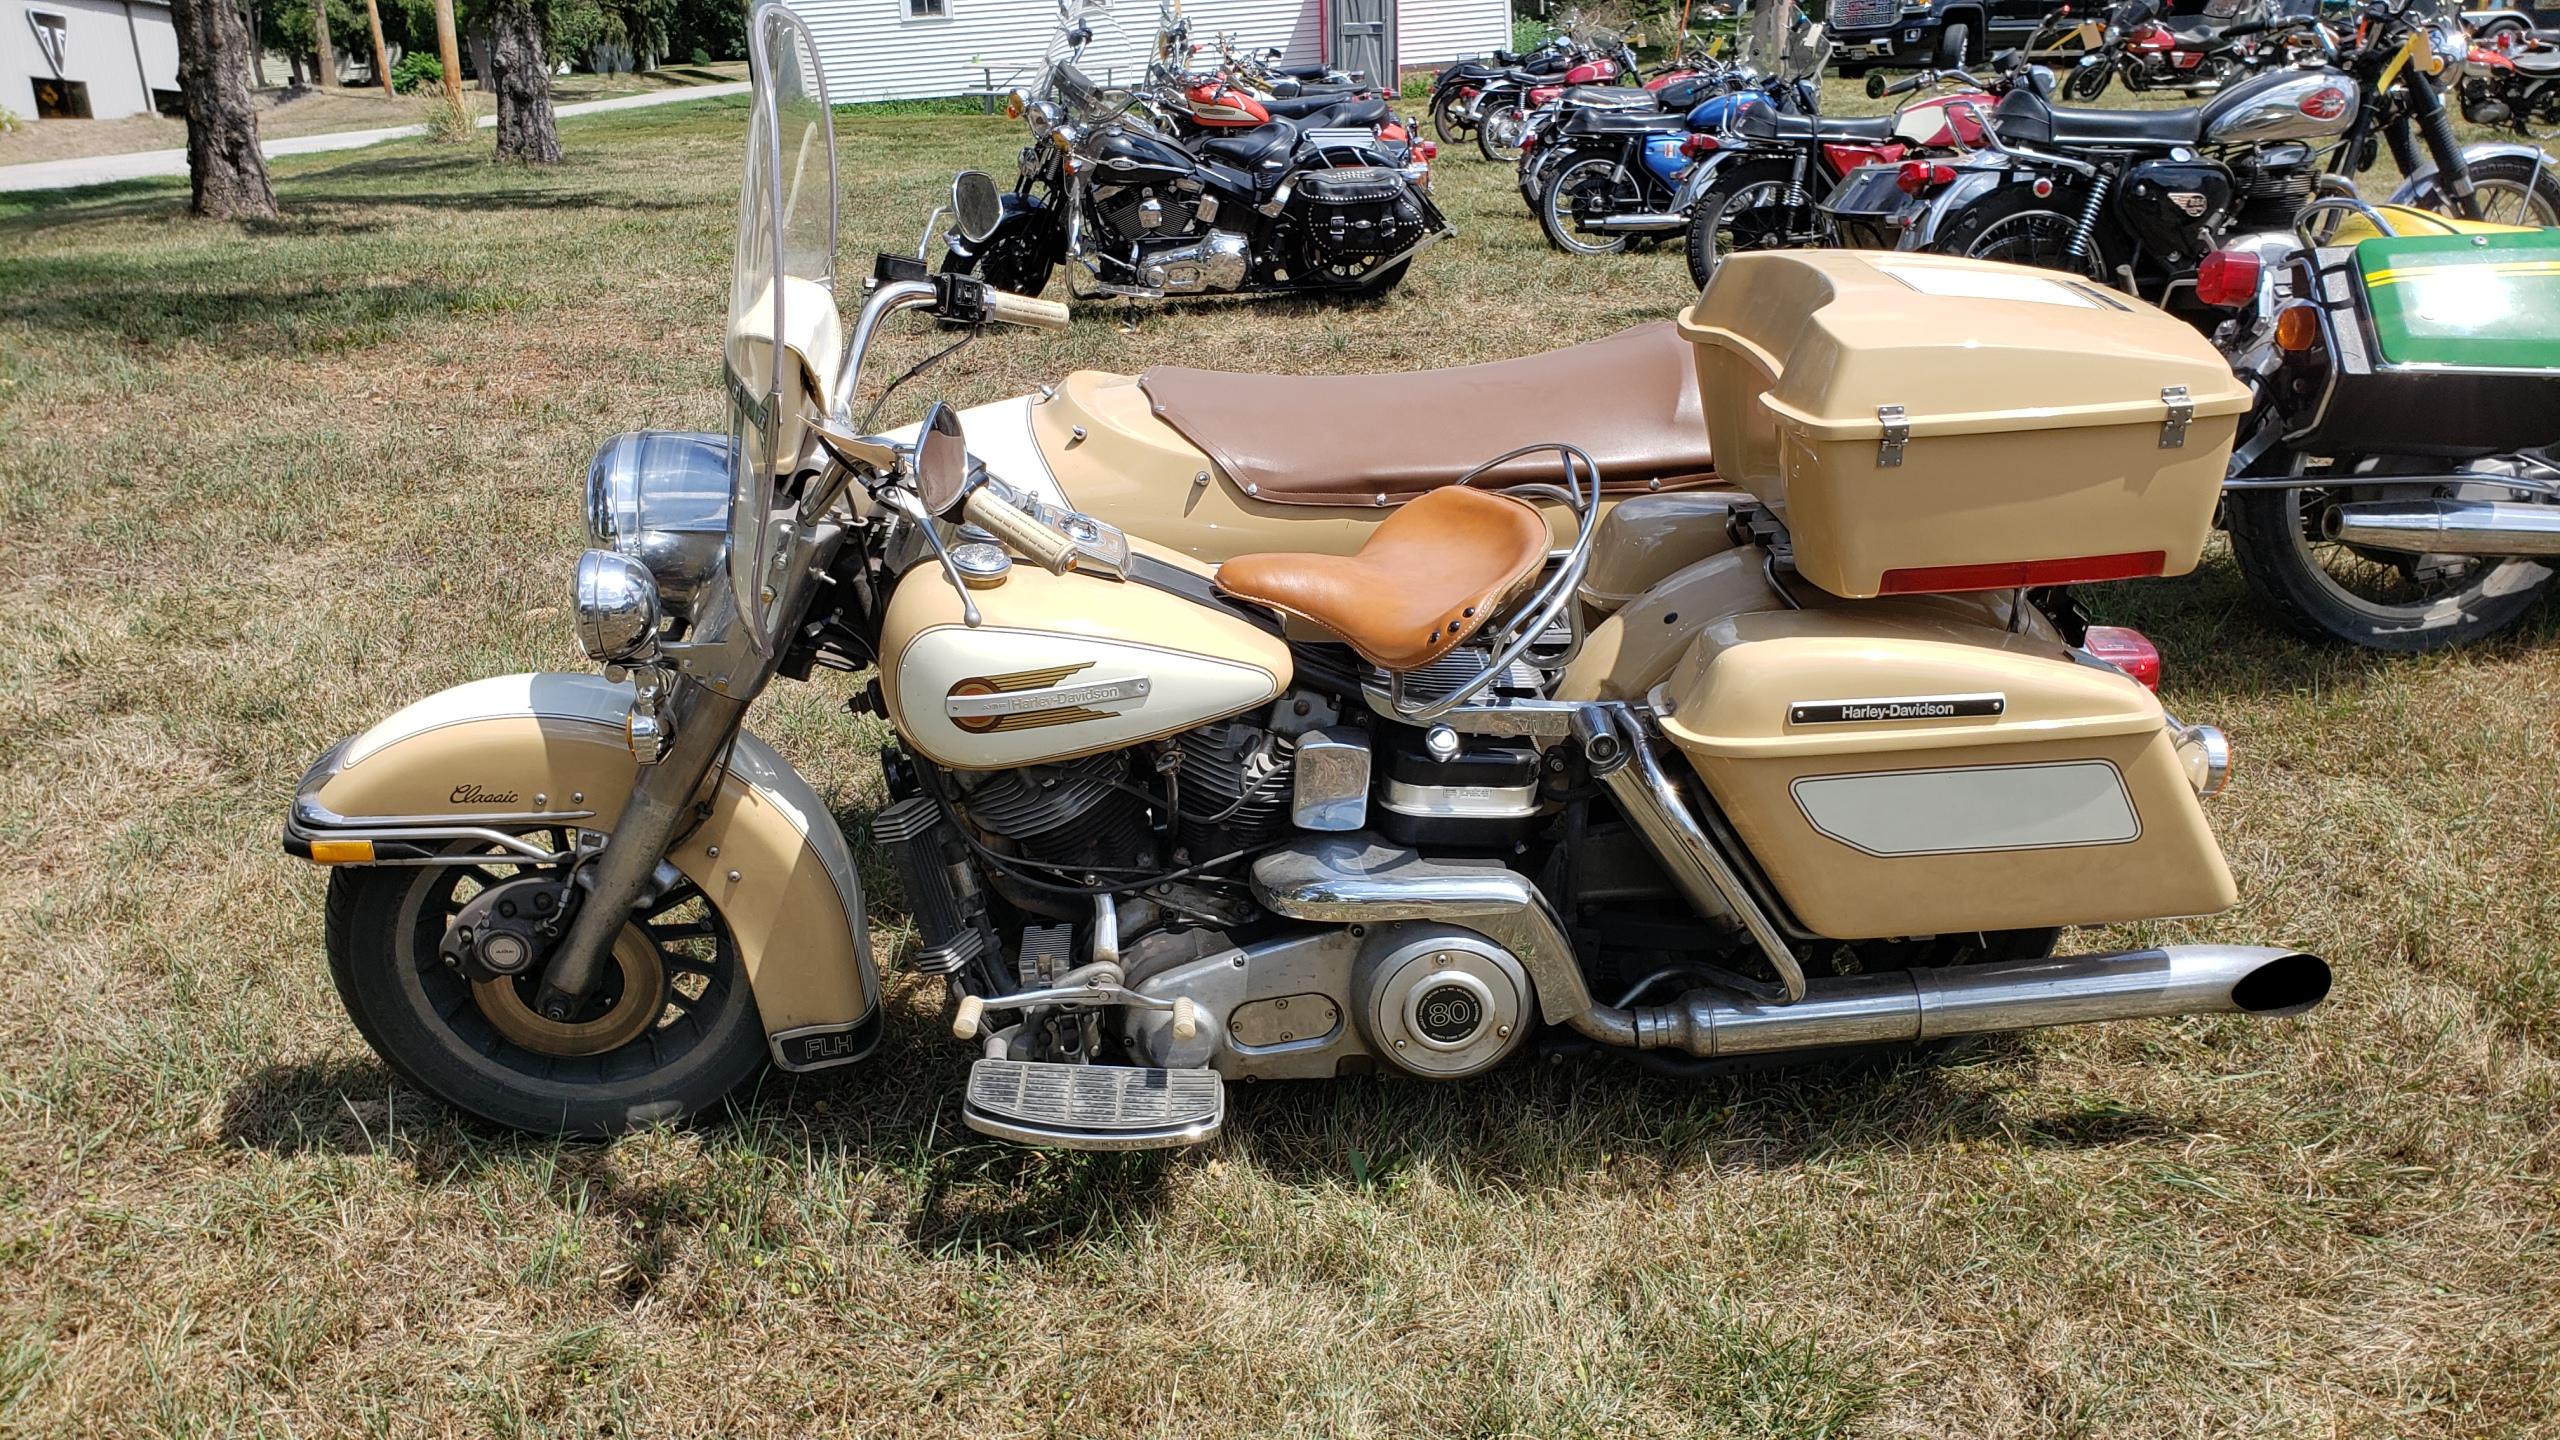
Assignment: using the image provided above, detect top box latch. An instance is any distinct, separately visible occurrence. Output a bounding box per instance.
[1877,404,1910,468]
[2158,386,2193,449]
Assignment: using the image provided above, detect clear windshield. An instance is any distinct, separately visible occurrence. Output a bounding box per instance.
[1035,0,1146,116]
[726,2,839,654]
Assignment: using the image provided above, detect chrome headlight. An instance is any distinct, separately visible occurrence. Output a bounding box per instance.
[584,430,733,623]
[2426,20,2466,79]
[573,550,662,664]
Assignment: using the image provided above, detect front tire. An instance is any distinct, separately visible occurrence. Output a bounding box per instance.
[2417,151,2560,228]
[1430,87,1472,143]
[2066,59,2116,100]
[327,845,769,1137]
[1477,100,1529,162]
[939,212,1059,299]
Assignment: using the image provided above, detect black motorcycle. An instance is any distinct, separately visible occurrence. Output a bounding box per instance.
[1870,0,2560,308]
[944,24,1448,302]
[1428,35,1579,144]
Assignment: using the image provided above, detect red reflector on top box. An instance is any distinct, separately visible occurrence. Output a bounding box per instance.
[1677,251,2249,600]
[1879,551,2167,595]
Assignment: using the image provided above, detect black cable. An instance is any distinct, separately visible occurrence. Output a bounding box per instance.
[856,329,974,435]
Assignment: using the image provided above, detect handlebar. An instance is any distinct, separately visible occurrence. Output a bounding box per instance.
[965,486,1081,573]
[984,287,1072,330]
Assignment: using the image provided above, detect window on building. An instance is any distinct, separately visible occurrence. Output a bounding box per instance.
[31,77,91,120]
[906,0,949,18]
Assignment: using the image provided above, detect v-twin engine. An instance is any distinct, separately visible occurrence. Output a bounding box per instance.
[1140,229,1253,294]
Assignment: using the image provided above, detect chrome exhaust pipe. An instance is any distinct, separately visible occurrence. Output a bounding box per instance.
[1576,946,2330,1057]
[1584,211,1689,233]
[2323,499,2560,557]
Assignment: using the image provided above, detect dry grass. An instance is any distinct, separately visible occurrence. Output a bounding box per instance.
[1,93,2558,1439]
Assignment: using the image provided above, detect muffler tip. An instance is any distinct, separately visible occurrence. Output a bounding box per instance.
[2229,951,2331,1018]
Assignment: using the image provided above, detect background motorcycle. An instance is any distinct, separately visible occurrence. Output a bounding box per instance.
[1430,34,1580,144]
[1678,61,1995,288]
[941,8,1447,302]
[2458,24,2560,140]
[1883,0,2560,304]
[2055,0,2312,98]
[1476,31,1643,162]
[2204,202,2560,649]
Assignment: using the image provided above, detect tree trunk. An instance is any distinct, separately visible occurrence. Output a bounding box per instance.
[363,0,393,96]
[247,1,269,87]
[310,0,335,85]
[432,0,463,104]
[170,0,278,219]
[489,0,560,162]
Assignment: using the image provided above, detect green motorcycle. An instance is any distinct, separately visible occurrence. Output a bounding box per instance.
[2206,200,2560,650]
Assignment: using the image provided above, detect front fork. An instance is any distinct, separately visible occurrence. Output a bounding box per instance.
[532,676,751,1016]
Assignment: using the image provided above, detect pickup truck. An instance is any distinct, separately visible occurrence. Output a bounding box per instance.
[2462,2,2560,40]
[1826,0,2066,69]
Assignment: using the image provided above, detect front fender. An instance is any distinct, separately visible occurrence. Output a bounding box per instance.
[286,673,879,1073]
[944,191,1055,268]
[2388,142,2553,205]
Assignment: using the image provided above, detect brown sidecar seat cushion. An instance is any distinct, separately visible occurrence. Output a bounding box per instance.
[1215,486,1550,671]
[1138,322,1718,508]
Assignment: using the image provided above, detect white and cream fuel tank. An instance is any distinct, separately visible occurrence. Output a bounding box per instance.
[876,559,1293,771]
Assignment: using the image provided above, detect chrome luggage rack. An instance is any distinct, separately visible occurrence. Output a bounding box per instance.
[1371,441,1602,726]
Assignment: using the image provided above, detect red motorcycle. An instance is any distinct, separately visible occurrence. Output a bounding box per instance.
[2460,25,2560,140]
[1476,34,1642,161]
[2062,0,2265,98]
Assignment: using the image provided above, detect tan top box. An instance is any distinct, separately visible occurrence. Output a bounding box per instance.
[1677,251,2251,600]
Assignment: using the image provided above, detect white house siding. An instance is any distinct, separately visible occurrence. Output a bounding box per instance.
[1395,0,1508,68]
[3,0,177,122]
[802,0,1321,106]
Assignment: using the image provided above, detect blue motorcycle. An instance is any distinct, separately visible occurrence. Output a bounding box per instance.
[1531,78,1792,255]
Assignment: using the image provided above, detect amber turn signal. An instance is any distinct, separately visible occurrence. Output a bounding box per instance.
[2274,302,2322,353]
[306,839,377,865]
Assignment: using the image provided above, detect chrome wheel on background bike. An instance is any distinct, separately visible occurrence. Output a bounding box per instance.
[1539,157,1636,255]
[1477,100,1531,161]
[1684,177,1834,290]
[2225,463,2558,652]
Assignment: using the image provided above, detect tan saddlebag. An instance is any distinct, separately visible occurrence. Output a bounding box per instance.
[1675,251,2250,600]
[1657,605,2236,940]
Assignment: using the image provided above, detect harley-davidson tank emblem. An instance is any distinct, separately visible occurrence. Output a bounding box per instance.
[1788,694,2006,726]
[946,662,1153,733]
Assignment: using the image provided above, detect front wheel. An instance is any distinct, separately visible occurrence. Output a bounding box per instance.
[2065,59,2116,100]
[2415,151,2560,228]
[939,210,1060,300]
[1539,155,1634,255]
[327,841,769,1137]
[2224,470,2557,652]
[1477,100,1530,162]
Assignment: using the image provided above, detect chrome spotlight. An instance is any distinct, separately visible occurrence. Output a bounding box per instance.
[573,550,662,664]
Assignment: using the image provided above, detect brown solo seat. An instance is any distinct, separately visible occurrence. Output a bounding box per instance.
[1138,322,1719,508]
[1215,486,1549,671]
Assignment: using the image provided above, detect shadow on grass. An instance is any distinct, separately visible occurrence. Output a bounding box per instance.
[217,1006,2187,1263]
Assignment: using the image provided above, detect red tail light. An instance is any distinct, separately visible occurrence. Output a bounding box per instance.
[1681,133,1721,158]
[2194,248,2262,308]
[1895,161,1958,195]
[1414,140,1438,161]
[2081,625,2161,690]
[1877,551,2168,594]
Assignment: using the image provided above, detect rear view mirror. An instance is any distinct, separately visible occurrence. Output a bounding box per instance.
[952,171,1003,245]
[1865,71,1887,98]
[914,401,972,517]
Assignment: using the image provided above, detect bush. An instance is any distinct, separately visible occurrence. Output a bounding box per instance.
[390,52,442,94]
[688,47,711,65]
[0,104,17,134]
[1512,18,1555,51]
[422,93,473,143]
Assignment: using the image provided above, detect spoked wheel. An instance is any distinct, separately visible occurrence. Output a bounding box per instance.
[1477,101,1530,162]
[1685,176,1827,291]
[1941,184,2111,282]
[2422,152,2560,228]
[2065,58,2115,99]
[2522,85,2560,144]
[327,835,768,1136]
[1539,156,1635,255]
[2224,462,2557,651]
[1430,88,1472,144]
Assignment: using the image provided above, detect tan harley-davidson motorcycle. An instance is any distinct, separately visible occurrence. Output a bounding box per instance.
[283,3,2328,1145]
